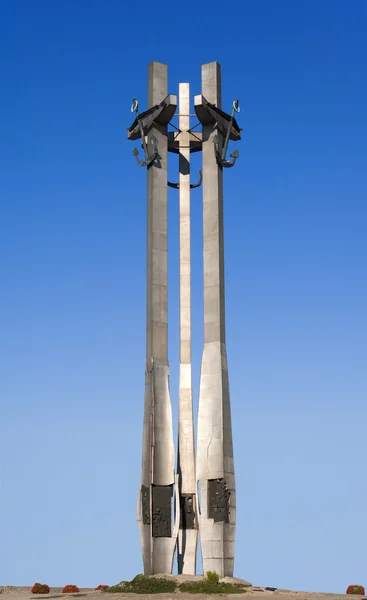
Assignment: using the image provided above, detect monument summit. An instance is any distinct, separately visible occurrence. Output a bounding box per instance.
[127,61,241,578]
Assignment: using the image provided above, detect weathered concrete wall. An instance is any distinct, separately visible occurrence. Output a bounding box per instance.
[196,62,236,578]
[137,61,177,576]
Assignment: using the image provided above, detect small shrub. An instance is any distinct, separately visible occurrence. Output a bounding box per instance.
[106,576,177,594]
[206,571,220,584]
[62,585,80,594]
[347,586,365,595]
[179,580,247,595]
[95,585,109,591]
[31,583,50,594]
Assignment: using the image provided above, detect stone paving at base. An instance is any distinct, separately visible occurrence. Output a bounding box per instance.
[1,586,363,600]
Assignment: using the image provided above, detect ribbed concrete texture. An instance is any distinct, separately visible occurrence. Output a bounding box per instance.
[136,61,178,575]
[177,83,198,575]
[196,62,236,577]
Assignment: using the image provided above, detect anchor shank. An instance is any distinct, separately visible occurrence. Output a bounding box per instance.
[221,107,235,161]
[136,112,150,161]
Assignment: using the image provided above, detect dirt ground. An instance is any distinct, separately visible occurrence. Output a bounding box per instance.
[0,586,360,600]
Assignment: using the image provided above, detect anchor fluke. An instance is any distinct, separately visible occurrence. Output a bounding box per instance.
[168,170,202,189]
[133,135,158,168]
[191,169,202,188]
[222,148,239,169]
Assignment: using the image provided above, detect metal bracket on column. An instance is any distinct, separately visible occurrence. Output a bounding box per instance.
[131,98,158,168]
[167,170,202,189]
[214,99,240,168]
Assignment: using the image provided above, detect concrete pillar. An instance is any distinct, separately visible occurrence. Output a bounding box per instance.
[177,83,198,575]
[137,61,178,576]
[196,62,236,577]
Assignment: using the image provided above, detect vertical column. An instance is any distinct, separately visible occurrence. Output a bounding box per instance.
[177,83,198,574]
[137,61,177,575]
[196,62,236,577]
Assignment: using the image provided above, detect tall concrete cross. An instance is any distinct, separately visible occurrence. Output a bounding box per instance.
[176,82,198,575]
[127,60,241,578]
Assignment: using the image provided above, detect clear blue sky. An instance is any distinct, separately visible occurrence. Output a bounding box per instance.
[1,0,366,593]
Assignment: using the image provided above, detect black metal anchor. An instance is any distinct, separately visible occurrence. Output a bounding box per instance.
[214,99,240,168]
[168,170,202,189]
[131,98,158,168]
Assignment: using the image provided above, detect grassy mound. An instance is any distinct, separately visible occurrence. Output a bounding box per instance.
[105,571,247,595]
[105,574,177,594]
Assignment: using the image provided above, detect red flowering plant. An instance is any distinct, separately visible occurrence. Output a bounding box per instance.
[62,585,80,594]
[346,586,365,595]
[95,586,109,591]
[31,583,50,594]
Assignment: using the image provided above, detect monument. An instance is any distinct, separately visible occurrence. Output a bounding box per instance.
[127,61,241,577]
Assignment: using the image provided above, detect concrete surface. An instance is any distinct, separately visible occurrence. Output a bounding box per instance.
[137,60,177,575]
[176,81,198,575]
[195,61,236,577]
